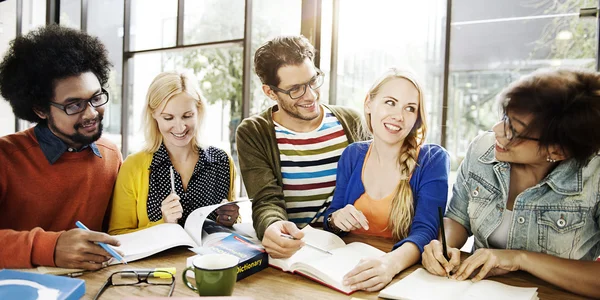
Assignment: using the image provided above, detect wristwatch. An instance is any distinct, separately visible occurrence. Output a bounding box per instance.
[327,214,343,234]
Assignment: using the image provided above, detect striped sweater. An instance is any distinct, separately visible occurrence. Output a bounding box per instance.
[275,107,348,227]
[236,104,365,240]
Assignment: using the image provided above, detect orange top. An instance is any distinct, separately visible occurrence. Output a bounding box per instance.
[0,128,122,268]
[353,145,394,238]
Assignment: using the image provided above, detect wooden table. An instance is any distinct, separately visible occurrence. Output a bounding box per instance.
[78,234,587,300]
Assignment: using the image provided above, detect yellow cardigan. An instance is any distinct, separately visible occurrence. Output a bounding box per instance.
[108,149,236,235]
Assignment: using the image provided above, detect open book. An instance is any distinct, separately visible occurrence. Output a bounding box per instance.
[379,268,539,300]
[17,199,251,275]
[269,225,385,295]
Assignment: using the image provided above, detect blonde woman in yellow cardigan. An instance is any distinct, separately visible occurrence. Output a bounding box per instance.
[109,71,237,235]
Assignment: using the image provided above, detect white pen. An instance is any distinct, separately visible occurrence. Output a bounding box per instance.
[280,234,333,255]
[170,166,176,194]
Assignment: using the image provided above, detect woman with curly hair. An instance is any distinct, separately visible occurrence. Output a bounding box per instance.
[422,69,600,298]
[324,68,450,291]
[0,25,122,270]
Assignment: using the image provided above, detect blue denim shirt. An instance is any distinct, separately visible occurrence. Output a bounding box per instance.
[446,132,600,260]
[34,123,102,164]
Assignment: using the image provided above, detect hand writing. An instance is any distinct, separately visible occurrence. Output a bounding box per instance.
[262,221,304,258]
[422,239,461,276]
[55,228,122,270]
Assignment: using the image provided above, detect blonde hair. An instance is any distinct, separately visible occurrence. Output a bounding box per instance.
[364,68,428,240]
[142,71,206,153]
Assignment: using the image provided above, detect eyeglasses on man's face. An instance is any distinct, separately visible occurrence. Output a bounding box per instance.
[269,70,325,100]
[49,88,109,115]
[93,270,175,300]
[502,114,539,142]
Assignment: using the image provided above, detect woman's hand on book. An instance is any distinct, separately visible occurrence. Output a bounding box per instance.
[342,255,397,292]
[216,203,239,227]
[422,239,461,277]
[452,249,521,282]
[161,193,183,223]
[331,204,369,231]
[55,229,121,270]
[262,221,304,258]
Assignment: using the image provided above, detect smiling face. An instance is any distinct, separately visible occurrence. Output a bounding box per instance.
[267,58,322,127]
[492,111,548,164]
[365,78,420,146]
[35,72,105,148]
[153,92,199,150]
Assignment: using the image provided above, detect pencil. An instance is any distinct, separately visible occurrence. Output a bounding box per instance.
[438,206,450,277]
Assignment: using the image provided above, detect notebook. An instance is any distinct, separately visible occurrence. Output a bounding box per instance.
[269,225,385,295]
[378,268,538,300]
[0,269,85,300]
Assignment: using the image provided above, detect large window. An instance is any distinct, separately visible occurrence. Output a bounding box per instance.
[59,0,80,29]
[184,0,245,45]
[129,0,178,51]
[249,0,302,115]
[330,0,447,144]
[446,0,598,169]
[87,0,124,149]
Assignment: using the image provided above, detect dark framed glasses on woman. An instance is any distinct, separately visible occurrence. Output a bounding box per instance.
[93,270,175,299]
[502,114,539,142]
[269,69,325,99]
[49,88,110,115]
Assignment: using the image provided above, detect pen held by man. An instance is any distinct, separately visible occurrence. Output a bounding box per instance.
[280,233,333,255]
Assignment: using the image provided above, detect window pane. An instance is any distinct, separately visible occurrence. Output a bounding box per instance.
[88,0,124,150]
[334,0,447,144]
[447,0,598,169]
[184,0,244,45]
[0,0,17,137]
[60,0,81,29]
[249,0,302,115]
[22,0,46,34]
[129,0,177,51]
[128,46,243,158]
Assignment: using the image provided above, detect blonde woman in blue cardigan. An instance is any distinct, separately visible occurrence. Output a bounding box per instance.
[324,68,450,291]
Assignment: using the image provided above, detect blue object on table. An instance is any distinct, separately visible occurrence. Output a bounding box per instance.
[0,269,85,300]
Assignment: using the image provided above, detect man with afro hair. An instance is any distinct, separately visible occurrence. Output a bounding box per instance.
[0,25,123,270]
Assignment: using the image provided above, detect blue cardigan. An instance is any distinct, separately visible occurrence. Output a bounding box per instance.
[324,141,450,252]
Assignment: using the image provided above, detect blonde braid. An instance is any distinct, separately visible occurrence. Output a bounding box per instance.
[387,132,422,240]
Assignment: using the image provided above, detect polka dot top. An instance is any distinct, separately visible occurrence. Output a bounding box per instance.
[147,144,232,225]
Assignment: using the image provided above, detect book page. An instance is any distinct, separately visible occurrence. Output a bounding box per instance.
[302,242,385,281]
[379,268,538,300]
[269,225,347,271]
[184,199,251,245]
[464,280,538,300]
[112,223,198,262]
[379,268,471,300]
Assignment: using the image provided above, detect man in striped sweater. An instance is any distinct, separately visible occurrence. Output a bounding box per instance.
[236,35,364,258]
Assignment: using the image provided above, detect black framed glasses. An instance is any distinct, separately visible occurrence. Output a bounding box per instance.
[93,270,175,300]
[269,69,325,99]
[502,114,539,141]
[49,88,109,115]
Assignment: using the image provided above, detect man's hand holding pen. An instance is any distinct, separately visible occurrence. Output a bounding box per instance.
[54,228,122,270]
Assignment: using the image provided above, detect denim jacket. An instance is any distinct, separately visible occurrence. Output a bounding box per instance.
[446,132,600,260]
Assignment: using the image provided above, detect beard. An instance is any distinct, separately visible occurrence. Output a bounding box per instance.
[47,114,104,146]
[277,94,321,121]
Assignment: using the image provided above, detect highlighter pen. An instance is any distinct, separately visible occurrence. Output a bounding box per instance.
[119,268,176,278]
[438,207,450,278]
[280,233,333,255]
[75,221,127,264]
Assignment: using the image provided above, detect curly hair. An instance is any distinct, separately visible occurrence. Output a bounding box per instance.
[254,35,315,87]
[499,68,600,167]
[0,24,112,123]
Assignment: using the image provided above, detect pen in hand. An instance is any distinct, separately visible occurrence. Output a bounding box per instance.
[75,221,127,265]
[280,233,333,255]
[438,206,450,278]
[170,166,176,194]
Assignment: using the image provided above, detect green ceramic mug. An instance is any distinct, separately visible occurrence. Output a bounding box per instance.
[182,253,239,296]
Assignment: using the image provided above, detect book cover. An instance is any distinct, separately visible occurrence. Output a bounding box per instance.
[189,233,268,281]
[0,269,85,300]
